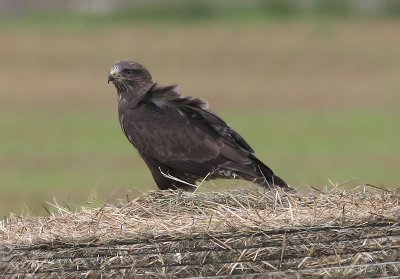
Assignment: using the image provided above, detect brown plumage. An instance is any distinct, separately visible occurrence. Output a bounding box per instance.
[108,61,292,191]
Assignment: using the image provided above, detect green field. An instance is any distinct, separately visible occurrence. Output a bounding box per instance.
[1,16,399,215]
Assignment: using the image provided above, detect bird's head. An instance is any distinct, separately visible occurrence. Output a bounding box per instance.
[108,61,154,94]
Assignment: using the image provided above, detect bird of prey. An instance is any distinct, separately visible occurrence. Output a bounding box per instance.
[108,61,292,192]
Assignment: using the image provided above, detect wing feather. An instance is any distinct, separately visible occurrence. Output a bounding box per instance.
[121,84,256,177]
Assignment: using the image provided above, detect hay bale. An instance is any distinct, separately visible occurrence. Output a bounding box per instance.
[1,186,399,278]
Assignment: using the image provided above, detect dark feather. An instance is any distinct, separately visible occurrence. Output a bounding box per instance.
[109,61,292,191]
[146,84,209,110]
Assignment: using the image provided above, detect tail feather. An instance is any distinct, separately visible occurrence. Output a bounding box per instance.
[217,155,295,192]
[250,155,294,191]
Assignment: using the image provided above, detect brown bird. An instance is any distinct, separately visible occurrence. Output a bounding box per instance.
[108,61,292,191]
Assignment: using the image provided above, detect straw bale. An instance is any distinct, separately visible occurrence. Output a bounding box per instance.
[0,186,399,278]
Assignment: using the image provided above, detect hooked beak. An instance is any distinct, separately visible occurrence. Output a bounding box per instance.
[108,68,118,83]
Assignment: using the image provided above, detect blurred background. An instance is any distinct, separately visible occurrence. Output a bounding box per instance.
[1,0,399,216]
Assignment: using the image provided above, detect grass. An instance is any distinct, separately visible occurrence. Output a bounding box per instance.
[1,0,399,31]
[0,17,399,215]
[230,110,400,185]
[1,108,399,216]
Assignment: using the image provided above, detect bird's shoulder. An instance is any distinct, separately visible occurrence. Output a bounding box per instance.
[143,83,209,111]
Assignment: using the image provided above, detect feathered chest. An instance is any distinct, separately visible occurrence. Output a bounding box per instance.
[118,98,139,148]
[117,98,171,152]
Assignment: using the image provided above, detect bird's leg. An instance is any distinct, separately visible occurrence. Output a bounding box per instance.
[144,159,197,191]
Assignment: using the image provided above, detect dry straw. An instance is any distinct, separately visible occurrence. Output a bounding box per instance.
[1,185,399,278]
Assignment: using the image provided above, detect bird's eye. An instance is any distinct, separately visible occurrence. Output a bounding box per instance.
[123,69,134,75]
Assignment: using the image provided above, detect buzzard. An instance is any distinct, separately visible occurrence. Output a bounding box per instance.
[108,61,292,191]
